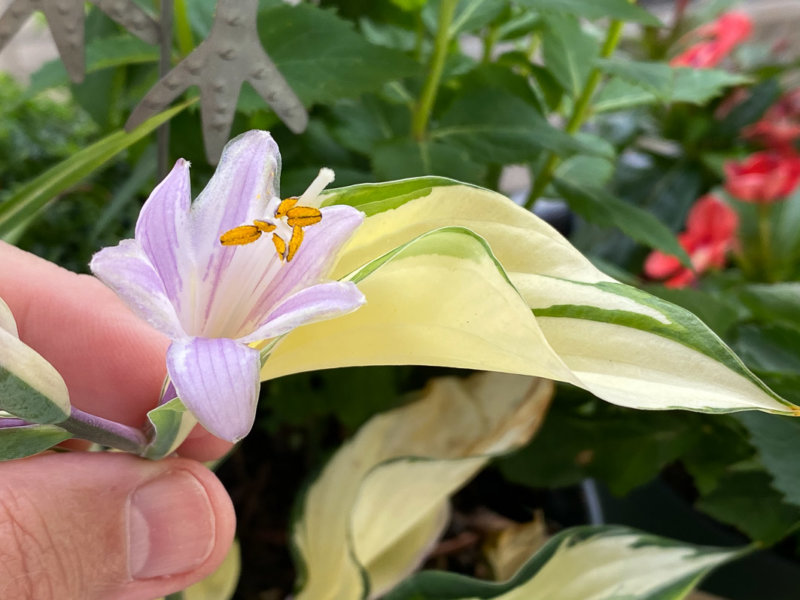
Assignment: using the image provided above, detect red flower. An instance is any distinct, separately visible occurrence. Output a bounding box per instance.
[724,151,800,203]
[644,195,738,288]
[744,88,800,149]
[671,12,752,68]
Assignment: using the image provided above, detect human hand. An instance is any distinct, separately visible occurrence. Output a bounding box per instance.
[0,242,236,600]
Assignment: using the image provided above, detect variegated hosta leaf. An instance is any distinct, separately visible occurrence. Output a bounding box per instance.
[292,372,554,600]
[142,396,198,460]
[261,178,797,417]
[0,297,70,424]
[384,525,743,600]
[157,540,241,600]
[0,423,71,460]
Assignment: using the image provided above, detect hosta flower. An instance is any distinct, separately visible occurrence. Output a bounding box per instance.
[644,195,738,288]
[90,131,365,442]
[670,11,752,69]
[724,150,800,203]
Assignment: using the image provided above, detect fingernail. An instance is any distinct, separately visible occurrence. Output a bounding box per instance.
[128,470,216,579]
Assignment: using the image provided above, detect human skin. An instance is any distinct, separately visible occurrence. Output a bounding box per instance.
[0,241,237,600]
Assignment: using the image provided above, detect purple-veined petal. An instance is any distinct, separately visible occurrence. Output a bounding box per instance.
[239,281,365,343]
[236,205,365,334]
[90,240,184,338]
[166,337,260,442]
[186,131,282,336]
[135,158,192,315]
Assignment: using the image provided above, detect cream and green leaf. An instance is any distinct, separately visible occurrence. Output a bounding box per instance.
[291,372,554,600]
[0,297,70,426]
[383,525,743,600]
[261,179,797,417]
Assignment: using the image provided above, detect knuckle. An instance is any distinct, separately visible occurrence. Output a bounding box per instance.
[0,485,73,599]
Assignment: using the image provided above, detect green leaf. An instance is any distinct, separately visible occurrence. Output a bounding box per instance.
[553,178,692,267]
[594,68,751,113]
[143,397,198,460]
[432,88,588,162]
[0,299,70,424]
[371,139,487,184]
[383,525,741,599]
[555,155,614,188]
[515,0,662,26]
[321,176,461,216]
[737,412,800,508]
[257,3,417,107]
[734,324,800,375]
[540,14,599,98]
[500,393,701,495]
[0,424,71,460]
[330,95,411,155]
[22,35,159,102]
[390,0,428,11]
[738,284,800,331]
[696,470,800,545]
[423,0,508,35]
[0,100,193,238]
[594,58,673,100]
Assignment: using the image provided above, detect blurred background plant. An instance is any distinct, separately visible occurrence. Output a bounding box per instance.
[3,0,800,598]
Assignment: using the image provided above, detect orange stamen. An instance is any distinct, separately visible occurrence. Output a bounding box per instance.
[286,206,322,227]
[287,226,304,262]
[272,233,287,261]
[254,220,276,232]
[275,197,298,219]
[220,225,262,246]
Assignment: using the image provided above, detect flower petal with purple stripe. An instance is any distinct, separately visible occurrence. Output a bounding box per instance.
[90,240,184,338]
[135,158,192,313]
[166,337,260,442]
[240,281,365,343]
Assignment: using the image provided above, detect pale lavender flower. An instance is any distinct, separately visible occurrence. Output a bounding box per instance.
[91,131,365,442]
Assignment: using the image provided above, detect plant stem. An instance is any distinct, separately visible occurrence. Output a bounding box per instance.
[157,0,174,180]
[173,0,195,57]
[757,203,775,282]
[482,23,499,63]
[524,19,626,210]
[411,0,458,141]
[60,408,148,454]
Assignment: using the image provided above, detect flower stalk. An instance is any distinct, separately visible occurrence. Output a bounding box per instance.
[757,203,775,282]
[411,0,459,141]
[60,407,148,454]
[524,18,626,209]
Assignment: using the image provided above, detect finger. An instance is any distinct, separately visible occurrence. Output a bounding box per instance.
[0,452,236,600]
[0,243,232,460]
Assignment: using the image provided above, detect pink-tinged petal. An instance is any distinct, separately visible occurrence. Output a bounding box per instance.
[166,337,260,442]
[135,159,192,313]
[239,281,365,343]
[90,240,184,338]
[190,130,281,256]
[187,131,282,335]
[237,205,365,333]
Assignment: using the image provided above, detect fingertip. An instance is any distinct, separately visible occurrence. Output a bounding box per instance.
[177,424,235,462]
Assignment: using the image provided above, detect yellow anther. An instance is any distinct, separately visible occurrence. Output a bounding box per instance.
[254,219,276,233]
[287,226,304,262]
[286,206,322,228]
[275,197,298,219]
[272,233,287,261]
[220,225,262,246]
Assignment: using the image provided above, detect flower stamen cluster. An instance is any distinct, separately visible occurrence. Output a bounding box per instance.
[219,169,331,262]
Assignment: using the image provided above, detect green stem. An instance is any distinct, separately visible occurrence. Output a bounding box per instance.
[482,23,499,63]
[757,203,775,282]
[173,0,195,57]
[411,0,458,141]
[524,19,626,209]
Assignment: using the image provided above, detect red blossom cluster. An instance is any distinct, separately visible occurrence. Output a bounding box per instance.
[644,196,739,288]
[644,70,800,288]
[670,12,752,69]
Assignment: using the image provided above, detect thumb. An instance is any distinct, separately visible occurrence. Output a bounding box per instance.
[0,452,236,600]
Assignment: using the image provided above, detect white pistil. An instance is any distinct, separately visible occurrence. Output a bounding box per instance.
[297,167,335,208]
